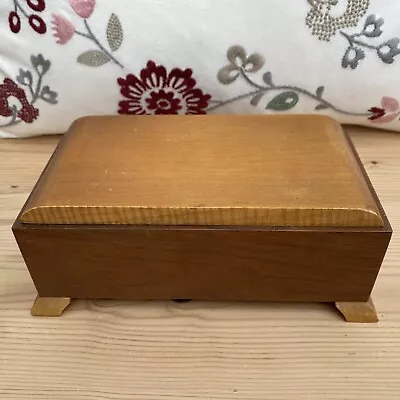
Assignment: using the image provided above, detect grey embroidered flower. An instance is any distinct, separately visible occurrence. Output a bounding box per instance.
[31,54,51,75]
[217,45,264,85]
[306,1,400,69]
[377,38,400,64]
[342,46,366,69]
[362,14,384,37]
[338,14,400,69]
[40,86,58,104]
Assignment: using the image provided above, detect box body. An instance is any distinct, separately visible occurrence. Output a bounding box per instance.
[13,222,391,302]
[12,115,392,303]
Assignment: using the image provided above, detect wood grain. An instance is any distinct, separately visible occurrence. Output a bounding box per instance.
[1,126,400,400]
[13,222,390,302]
[21,115,383,227]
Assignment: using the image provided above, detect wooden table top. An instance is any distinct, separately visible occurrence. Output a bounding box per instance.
[1,126,400,399]
[22,115,382,227]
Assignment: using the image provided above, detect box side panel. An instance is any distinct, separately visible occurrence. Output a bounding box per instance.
[13,225,391,302]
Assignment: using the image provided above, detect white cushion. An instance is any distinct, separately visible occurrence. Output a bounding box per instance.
[1,0,400,138]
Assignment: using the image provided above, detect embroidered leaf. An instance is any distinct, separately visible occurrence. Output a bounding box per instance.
[107,14,123,52]
[263,72,274,86]
[316,86,324,98]
[77,50,110,67]
[315,103,329,111]
[266,91,299,111]
[250,93,265,107]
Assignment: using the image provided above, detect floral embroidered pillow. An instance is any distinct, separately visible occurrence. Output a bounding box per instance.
[1,0,400,138]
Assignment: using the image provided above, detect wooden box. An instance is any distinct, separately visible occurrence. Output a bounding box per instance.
[13,115,392,321]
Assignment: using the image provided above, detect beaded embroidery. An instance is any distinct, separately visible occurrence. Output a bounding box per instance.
[306,0,370,41]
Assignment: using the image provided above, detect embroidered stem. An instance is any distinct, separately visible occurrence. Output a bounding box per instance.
[31,74,43,105]
[241,71,267,90]
[207,90,261,112]
[0,106,22,128]
[75,30,92,40]
[340,31,378,50]
[210,68,369,117]
[14,0,28,18]
[80,19,124,68]
[27,83,35,99]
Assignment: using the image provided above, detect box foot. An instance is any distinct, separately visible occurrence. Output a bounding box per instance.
[335,297,378,323]
[31,296,71,317]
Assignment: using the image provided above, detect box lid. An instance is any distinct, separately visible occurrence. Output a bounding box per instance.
[21,115,383,227]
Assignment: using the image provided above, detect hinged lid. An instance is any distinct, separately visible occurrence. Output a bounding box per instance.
[21,115,383,227]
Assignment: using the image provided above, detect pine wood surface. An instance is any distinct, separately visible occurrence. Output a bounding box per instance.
[1,126,400,399]
[21,115,382,227]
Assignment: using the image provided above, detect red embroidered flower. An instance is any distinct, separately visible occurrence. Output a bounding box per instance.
[8,1,47,34]
[117,61,211,115]
[0,78,38,123]
[368,97,400,123]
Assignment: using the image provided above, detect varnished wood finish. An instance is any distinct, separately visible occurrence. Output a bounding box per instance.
[21,115,383,227]
[31,296,71,317]
[13,222,391,302]
[12,116,392,305]
[335,297,379,323]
